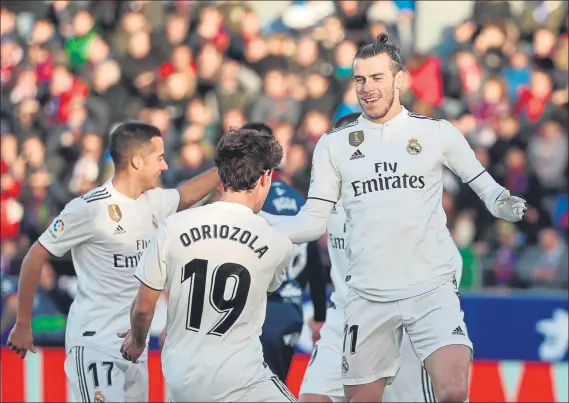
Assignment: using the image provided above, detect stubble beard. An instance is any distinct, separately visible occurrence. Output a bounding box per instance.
[360,84,396,121]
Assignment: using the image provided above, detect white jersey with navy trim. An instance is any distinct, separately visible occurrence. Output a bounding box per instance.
[308,107,483,301]
[38,180,180,358]
[134,201,294,401]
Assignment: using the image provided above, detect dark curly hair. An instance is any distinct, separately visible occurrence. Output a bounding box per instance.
[241,122,273,137]
[215,128,283,191]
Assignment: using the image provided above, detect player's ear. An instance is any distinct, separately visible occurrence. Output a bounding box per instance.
[260,170,271,187]
[394,70,404,90]
[131,155,143,170]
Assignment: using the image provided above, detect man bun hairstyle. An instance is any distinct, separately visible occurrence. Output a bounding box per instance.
[377,32,389,44]
[215,128,283,192]
[353,32,404,75]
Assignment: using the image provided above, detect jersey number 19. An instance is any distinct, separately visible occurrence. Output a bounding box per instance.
[182,258,251,336]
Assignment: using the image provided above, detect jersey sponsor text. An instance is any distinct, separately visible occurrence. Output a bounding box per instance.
[179,224,269,259]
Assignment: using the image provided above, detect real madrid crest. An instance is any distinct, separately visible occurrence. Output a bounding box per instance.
[342,356,349,373]
[406,138,422,155]
[348,130,364,147]
[94,391,105,403]
[108,204,122,222]
[152,214,158,229]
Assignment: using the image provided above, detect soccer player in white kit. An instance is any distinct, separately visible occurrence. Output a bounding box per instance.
[120,128,298,402]
[7,122,220,402]
[262,33,527,403]
[300,202,463,402]
[298,114,457,403]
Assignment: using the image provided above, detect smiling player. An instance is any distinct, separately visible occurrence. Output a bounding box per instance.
[8,122,219,402]
[262,33,526,402]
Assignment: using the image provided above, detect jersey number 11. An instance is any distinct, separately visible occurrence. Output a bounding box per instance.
[182,258,251,336]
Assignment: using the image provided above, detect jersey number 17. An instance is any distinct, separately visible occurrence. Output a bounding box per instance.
[182,258,251,336]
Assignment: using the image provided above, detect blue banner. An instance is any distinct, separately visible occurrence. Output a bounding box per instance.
[461,292,568,362]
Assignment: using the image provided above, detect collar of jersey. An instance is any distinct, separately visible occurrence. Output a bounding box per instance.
[212,201,255,214]
[357,106,408,129]
[106,179,140,203]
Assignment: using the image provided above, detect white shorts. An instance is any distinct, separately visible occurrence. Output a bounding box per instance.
[299,305,437,402]
[342,279,473,386]
[65,346,148,402]
[167,364,297,402]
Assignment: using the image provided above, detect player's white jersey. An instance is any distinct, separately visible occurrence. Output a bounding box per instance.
[135,201,293,401]
[309,107,485,301]
[327,203,349,309]
[38,181,180,358]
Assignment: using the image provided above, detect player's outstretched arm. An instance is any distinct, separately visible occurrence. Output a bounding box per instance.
[265,135,340,243]
[260,198,334,244]
[268,239,294,293]
[441,120,527,222]
[6,242,48,358]
[8,199,92,358]
[176,167,220,212]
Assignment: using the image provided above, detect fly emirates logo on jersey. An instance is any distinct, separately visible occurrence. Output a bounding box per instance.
[351,161,425,197]
[113,239,150,268]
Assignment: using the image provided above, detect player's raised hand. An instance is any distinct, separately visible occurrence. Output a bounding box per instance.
[7,323,37,359]
[118,329,145,363]
[496,190,527,222]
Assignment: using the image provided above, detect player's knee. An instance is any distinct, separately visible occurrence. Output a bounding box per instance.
[431,364,469,403]
[299,393,333,402]
[435,383,468,403]
[344,382,385,403]
[433,365,469,403]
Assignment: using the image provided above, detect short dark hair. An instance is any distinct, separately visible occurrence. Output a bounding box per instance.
[334,113,361,129]
[215,128,283,192]
[241,122,273,137]
[109,122,162,169]
[353,33,403,76]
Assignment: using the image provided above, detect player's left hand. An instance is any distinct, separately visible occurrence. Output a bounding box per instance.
[495,190,527,222]
[307,317,324,345]
[118,330,145,363]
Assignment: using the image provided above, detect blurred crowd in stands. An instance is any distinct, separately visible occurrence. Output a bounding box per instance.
[0,0,568,344]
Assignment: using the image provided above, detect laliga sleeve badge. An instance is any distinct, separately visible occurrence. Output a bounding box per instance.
[406,138,422,155]
[48,218,65,239]
[108,204,122,222]
[94,391,105,402]
[349,130,364,147]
